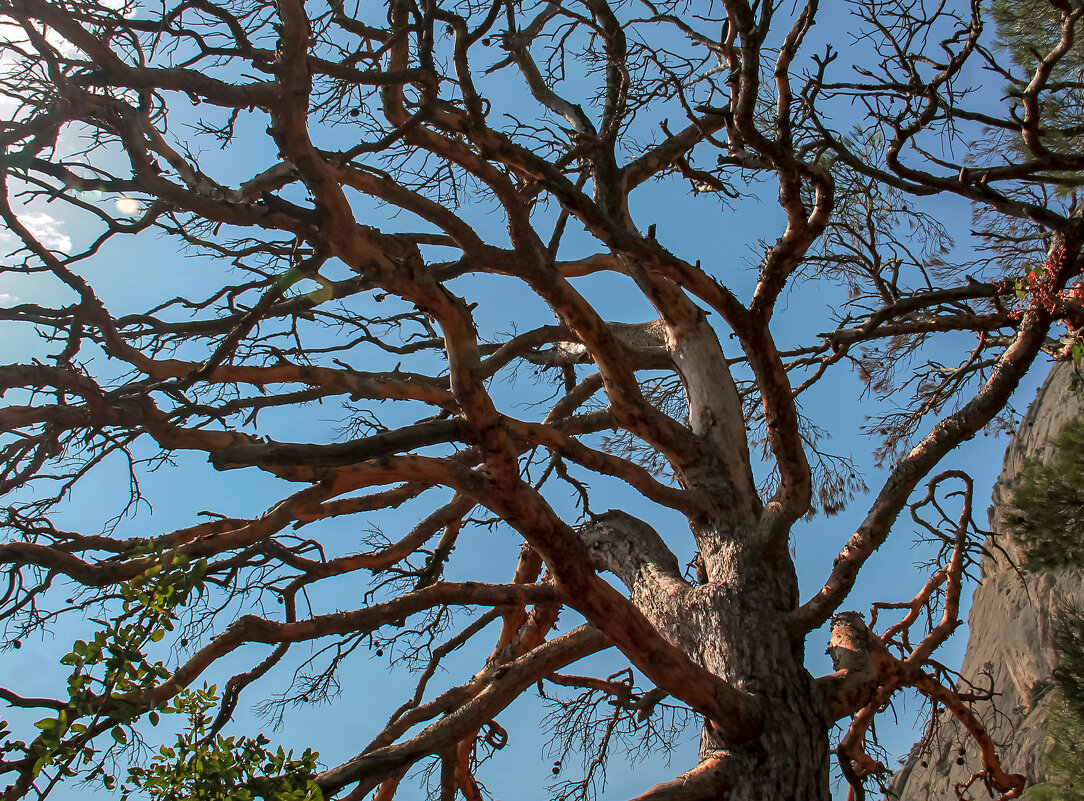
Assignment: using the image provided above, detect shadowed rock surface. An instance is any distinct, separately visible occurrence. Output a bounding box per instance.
[888,363,1084,800]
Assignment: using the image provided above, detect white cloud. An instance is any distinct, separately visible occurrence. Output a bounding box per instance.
[0,211,73,257]
[0,292,17,306]
[19,212,72,254]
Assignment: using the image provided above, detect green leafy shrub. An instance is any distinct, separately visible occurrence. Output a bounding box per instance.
[1,548,320,799]
[123,685,321,801]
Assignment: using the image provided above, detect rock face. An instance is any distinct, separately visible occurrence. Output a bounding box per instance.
[888,363,1084,800]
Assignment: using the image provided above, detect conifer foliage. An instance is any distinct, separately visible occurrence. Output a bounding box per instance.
[1006,415,1084,801]
[1008,419,1084,569]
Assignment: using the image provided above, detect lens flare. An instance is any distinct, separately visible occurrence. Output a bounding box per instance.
[115,197,142,215]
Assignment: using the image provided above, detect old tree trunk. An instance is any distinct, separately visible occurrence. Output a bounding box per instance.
[687,537,830,801]
[695,546,830,801]
[575,305,834,800]
[583,511,830,798]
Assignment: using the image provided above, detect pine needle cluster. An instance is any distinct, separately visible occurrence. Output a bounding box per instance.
[1007,419,1084,569]
[1006,417,1084,799]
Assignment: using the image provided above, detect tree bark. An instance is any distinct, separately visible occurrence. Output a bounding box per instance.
[585,513,830,801]
[693,536,829,801]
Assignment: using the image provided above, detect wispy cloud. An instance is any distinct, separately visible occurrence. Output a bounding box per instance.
[21,212,72,253]
[0,292,18,306]
[0,211,72,256]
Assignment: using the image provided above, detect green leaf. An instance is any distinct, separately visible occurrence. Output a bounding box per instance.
[31,755,49,778]
[111,726,128,745]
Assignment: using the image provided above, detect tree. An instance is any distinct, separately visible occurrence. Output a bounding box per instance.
[997,412,1084,801]
[990,0,1084,194]
[1,1,1084,800]
[1006,417,1084,569]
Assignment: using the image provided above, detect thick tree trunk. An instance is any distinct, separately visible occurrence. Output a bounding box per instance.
[691,538,830,801]
[695,639,829,801]
[584,513,831,800]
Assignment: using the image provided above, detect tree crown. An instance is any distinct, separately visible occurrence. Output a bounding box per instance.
[2,1,1084,799]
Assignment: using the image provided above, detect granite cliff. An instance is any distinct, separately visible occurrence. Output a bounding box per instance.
[889,363,1084,799]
